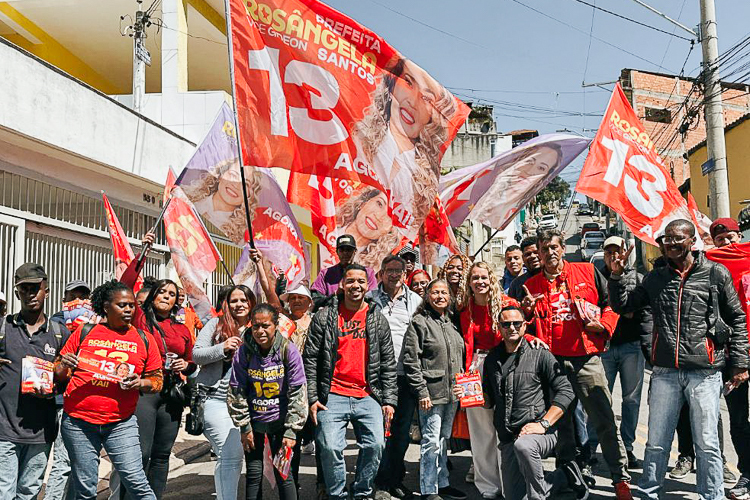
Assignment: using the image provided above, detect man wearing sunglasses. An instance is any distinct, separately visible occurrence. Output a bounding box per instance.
[608,219,750,500]
[482,305,583,500]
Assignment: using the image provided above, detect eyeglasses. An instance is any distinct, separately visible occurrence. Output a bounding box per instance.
[662,236,689,245]
[500,321,524,330]
[384,268,405,276]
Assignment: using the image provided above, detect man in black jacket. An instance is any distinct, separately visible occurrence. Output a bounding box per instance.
[482,305,585,500]
[508,236,542,301]
[608,219,750,500]
[586,236,652,470]
[304,264,397,500]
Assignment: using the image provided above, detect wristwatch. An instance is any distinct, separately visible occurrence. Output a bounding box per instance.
[539,419,551,431]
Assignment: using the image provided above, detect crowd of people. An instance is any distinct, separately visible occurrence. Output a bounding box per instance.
[1,216,750,500]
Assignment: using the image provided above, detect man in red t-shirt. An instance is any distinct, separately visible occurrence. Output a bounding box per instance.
[523,229,633,500]
[304,264,397,500]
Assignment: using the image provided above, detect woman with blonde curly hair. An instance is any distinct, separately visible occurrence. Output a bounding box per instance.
[335,187,401,271]
[182,160,263,244]
[353,58,459,235]
[457,261,507,499]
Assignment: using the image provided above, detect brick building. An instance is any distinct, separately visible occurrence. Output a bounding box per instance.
[619,68,750,187]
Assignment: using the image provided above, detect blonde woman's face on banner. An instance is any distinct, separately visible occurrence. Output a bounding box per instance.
[217,163,245,207]
[390,61,438,141]
[355,192,392,241]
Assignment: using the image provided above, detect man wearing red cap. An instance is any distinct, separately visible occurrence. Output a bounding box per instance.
[705,218,750,499]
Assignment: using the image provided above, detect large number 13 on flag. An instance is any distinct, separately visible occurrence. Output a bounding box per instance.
[576,83,693,244]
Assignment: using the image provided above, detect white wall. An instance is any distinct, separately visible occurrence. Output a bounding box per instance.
[0,39,196,187]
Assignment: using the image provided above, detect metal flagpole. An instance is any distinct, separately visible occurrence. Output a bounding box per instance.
[220,260,236,286]
[223,0,255,248]
[472,228,501,259]
[136,196,173,270]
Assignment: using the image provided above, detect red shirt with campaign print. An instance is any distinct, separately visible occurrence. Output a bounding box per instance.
[330,304,370,398]
[61,324,162,425]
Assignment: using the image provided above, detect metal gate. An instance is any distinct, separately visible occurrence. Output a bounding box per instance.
[0,214,25,314]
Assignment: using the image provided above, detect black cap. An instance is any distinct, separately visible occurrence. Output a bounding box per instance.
[14,263,48,286]
[65,280,91,293]
[336,234,357,250]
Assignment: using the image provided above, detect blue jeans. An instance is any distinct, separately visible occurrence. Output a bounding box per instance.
[316,394,385,500]
[202,396,243,500]
[588,341,644,453]
[375,376,417,486]
[0,440,51,499]
[418,402,457,495]
[61,414,155,500]
[45,408,73,500]
[639,367,723,500]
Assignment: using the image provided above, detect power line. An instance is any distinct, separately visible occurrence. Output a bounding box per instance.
[446,86,606,95]
[570,0,693,41]
[658,0,688,69]
[508,0,669,71]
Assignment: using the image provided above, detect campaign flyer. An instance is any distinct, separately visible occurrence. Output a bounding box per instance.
[77,350,134,383]
[574,298,601,323]
[273,445,293,480]
[455,371,485,408]
[21,356,54,394]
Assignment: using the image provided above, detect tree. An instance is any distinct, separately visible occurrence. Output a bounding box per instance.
[534,177,571,211]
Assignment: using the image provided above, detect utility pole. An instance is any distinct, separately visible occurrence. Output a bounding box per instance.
[130,0,151,114]
[700,0,731,219]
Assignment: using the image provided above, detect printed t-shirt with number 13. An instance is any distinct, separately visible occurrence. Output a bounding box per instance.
[60,323,162,425]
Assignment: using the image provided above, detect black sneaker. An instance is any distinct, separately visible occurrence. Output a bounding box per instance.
[561,461,591,500]
[669,456,693,479]
[729,475,750,500]
[626,451,641,470]
[726,463,739,484]
[581,464,596,488]
[389,483,413,499]
[438,486,467,500]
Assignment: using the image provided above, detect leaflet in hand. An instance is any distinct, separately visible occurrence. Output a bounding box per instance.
[21,356,54,394]
[574,298,601,323]
[455,371,485,408]
[77,350,134,383]
[273,445,293,480]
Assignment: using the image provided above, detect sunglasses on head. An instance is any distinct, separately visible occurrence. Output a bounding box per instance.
[500,321,524,330]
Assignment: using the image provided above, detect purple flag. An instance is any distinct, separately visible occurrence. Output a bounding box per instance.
[177,102,308,292]
[440,134,591,229]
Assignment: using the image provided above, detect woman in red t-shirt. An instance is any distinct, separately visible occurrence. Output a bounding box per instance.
[457,261,506,498]
[56,280,163,500]
[113,231,197,499]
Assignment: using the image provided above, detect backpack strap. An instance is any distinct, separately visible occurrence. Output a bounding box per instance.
[134,329,151,374]
[77,323,97,352]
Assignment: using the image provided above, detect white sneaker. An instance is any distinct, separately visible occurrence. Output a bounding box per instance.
[301,442,315,455]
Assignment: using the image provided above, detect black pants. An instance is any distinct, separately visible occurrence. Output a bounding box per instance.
[724,369,750,476]
[676,401,726,461]
[375,375,417,486]
[245,429,297,500]
[114,392,182,499]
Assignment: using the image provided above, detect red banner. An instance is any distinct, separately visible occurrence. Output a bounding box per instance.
[102,193,142,290]
[229,0,469,242]
[576,84,693,245]
[419,197,460,265]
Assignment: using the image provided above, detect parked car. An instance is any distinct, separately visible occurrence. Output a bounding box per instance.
[539,213,558,229]
[581,230,606,249]
[577,204,592,215]
[581,240,604,262]
[580,222,600,237]
[590,251,606,271]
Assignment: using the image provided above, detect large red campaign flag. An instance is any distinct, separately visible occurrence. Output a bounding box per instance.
[228,0,469,244]
[576,83,693,245]
[102,193,142,290]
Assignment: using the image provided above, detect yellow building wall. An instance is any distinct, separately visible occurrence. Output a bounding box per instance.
[689,117,750,219]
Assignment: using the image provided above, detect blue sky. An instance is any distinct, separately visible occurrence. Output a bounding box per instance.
[324,0,750,187]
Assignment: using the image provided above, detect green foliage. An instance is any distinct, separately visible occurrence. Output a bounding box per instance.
[534,176,571,210]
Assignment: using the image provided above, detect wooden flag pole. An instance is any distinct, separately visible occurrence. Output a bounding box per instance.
[136,196,173,270]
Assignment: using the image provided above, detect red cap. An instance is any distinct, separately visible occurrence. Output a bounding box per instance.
[709,218,740,239]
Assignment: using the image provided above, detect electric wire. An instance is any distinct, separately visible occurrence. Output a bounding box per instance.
[570,0,693,41]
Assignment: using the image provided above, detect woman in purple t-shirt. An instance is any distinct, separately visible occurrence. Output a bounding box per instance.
[227,303,308,500]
